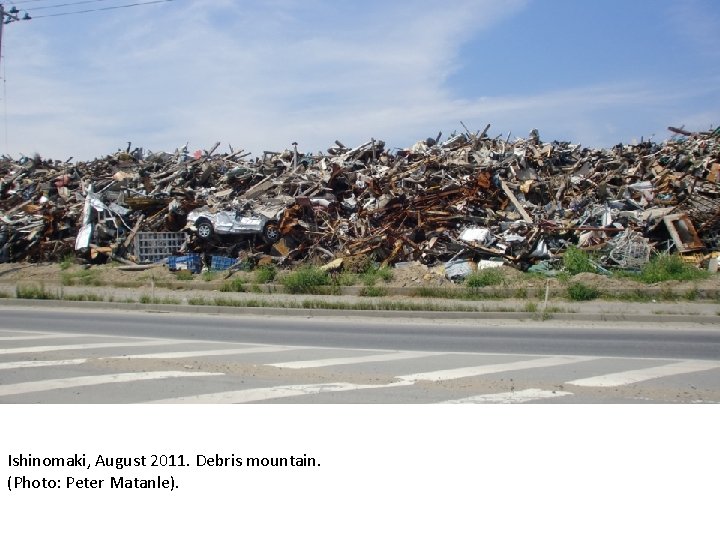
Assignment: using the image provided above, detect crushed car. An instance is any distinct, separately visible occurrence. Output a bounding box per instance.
[185,206,282,244]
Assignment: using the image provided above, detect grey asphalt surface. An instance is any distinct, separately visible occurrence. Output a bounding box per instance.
[0,305,718,403]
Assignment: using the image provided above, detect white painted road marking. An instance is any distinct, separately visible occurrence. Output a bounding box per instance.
[108,345,306,360]
[0,334,85,341]
[0,371,222,397]
[0,340,174,355]
[442,388,574,404]
[148,381,415,404]
[268,350,447,369]
[399,355,599,382]
[0,358,89,370]
[566,360,720,387]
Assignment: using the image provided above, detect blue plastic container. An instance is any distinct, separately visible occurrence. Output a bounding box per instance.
[167,253,201,273]
[210,256,237,271]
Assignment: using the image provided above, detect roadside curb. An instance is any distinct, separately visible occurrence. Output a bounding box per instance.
[2,298,718,324]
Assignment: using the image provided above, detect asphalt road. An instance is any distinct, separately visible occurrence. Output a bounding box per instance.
[1,306,718,403]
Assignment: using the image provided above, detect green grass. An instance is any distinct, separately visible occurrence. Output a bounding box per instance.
[281,266,331,294]
[139,295,180,305]
[658,288,679,302]
[513,287,528,299]
[16,284,59,300]
[465,268,504,288]
[563,246,595,275]
[74,268,102,286]
[360,285,388,297]
[374,265,394,282]
[62,293,103,302]
[254,265,277,284]
[61,268,103,286]
[59,254,75,271]
[220,278,245,292]
[637,254,705,284]
[0,290,11,298]
[334,272,358,286]
[567,282,600,301]
[186,295,482,312]
[201,271,221,282]
[175,270,194,281]
[608,289,653,302]
[524,301,538,313]
[360,272,379,286]
[414,286,518,301]
[684,288,699,301]
[415,287,458,298]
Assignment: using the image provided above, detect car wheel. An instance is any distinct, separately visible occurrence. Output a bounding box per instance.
[263,223,281,244]
[196,219,214,240]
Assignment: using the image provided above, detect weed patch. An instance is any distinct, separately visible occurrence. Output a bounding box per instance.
[59,254,75,271]
[608,289,653,302]
[175,270,194,281]
[281,266,331,294]
[16,285,58,300]
[360,286,388,297]
[254,265,277,284]
[563,246,595,275]
[466,268,504,288]
[334,272,358,286]
[567,282,600,301]
[638,254,704,284]
[62,293,103,302]
[513,287,528,299]
[61,268,102,286]
[201,271,220,282]
[139,295,180,305]
[220,278,245,292]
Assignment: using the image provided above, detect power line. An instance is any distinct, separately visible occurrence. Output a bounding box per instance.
[4,0,61,5]
[5,0,112,5]
[30,1,120,13]
[31,0,175,19]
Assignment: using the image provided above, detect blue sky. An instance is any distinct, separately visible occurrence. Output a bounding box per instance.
[2,0,719,160]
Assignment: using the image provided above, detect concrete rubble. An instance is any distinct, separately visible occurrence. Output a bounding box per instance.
[1,125,719,275]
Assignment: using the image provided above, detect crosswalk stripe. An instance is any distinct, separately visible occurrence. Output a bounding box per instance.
[0,334,85,341]
[148,381,414,404]
[399,355,599,382]
[441,388,574,404]
[566,360,719,388]
[0,330,70,335]
[267,351,447,369]
[0,340,173,355]
[108,346,305,360]
[0,359,88,370]
[0,371,222,397]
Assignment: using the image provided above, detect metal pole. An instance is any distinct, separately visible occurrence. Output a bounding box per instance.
[0,5,5,75]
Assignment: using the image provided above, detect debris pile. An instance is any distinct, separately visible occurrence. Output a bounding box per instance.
[1,126,718,274]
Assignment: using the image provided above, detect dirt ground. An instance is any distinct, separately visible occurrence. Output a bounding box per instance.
[1,260,719,297]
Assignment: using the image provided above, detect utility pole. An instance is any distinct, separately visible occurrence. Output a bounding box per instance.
[0,4,32,73]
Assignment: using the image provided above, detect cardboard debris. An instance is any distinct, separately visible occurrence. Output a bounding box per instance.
[1,125,719,274]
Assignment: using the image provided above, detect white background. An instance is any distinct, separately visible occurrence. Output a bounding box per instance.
[2,405,718,539]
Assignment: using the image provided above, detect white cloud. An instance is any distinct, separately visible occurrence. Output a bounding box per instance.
[0,0,717,161]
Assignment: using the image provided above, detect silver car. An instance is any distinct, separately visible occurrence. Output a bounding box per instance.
[186,207,282,244]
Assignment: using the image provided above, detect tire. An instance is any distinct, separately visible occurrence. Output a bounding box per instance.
[196,219,214,240]
[262,222,281,244]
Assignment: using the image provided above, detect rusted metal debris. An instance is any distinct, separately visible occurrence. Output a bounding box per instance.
[1,126,718,272]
